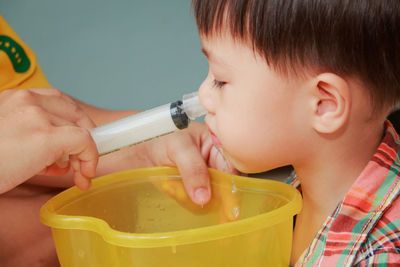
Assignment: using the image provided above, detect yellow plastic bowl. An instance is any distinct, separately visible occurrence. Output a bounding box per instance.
[40,167,302,267]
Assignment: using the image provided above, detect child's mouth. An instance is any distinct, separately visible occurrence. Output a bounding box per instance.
[207,127,222,147]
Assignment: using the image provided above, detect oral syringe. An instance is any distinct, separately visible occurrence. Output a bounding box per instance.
[90,91,206,155]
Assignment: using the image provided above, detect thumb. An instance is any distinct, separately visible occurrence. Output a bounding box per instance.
[166,133,212,206]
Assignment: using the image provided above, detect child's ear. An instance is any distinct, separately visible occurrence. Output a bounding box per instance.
[311,73,351,134]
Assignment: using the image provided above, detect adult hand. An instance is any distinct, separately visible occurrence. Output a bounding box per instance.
[143,121,239,205]
[0,88,99,194]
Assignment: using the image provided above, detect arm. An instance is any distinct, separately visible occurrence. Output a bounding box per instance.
[74,98,140,125]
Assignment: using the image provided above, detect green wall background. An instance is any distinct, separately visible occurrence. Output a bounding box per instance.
[2,1,208,110]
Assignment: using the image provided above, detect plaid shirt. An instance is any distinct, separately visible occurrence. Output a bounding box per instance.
[288,121,400,266]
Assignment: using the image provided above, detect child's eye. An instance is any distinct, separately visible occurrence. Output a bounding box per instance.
[212,79,226,89]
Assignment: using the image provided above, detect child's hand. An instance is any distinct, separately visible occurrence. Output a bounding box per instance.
[0,88,99,194]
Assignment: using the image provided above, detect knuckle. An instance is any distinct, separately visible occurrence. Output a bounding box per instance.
[50,88,63,97]
[17,88,33,97]
[190,164,209,178]
[23,105,45,117]
[32,124,53,143]
[71,104,83,115]
[36,87,63,97]
[21,106,52,131]
[76,127,92,141]
[13,89,33,102]
[70,104,86,122]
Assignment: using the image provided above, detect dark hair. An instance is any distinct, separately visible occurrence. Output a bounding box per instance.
[192,0,400,110]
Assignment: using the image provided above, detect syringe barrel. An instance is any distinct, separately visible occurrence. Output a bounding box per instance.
[91,102,184,155]
[90,92,205,156]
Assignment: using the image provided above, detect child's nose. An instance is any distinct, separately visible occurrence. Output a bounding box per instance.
[198,78,216,114]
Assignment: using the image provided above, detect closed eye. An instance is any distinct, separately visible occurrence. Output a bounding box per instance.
[212,79,226,89]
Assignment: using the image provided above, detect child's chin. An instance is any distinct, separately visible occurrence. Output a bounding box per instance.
[228,160,254,174]
[233,162,270,175]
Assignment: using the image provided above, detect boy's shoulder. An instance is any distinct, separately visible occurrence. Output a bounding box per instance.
[354,196,400,265]
[352,122,400,265]
[297,121,400,266]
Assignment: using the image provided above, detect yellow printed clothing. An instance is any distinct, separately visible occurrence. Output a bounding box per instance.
[0,14,51,91]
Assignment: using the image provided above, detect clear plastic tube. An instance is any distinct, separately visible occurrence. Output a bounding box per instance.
[90,92,206,155]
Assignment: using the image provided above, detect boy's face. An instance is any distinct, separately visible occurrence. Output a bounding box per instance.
[199,34,310,173]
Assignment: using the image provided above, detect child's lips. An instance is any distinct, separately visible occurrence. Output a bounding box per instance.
[211,133,222,146]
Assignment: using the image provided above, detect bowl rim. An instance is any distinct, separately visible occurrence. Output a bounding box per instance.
[40,166,302,248]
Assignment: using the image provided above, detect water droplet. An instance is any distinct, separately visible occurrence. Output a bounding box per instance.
[214,145,238,194]
[231,179,237,194]
[232,206,240,218]
[77,249,85,258]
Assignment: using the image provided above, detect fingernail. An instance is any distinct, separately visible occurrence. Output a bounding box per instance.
[194,187,210,205]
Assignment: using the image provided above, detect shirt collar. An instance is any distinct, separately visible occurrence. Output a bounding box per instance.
[294,120,400,265]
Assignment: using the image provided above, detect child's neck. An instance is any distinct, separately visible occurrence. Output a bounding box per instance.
[290,119,385,265]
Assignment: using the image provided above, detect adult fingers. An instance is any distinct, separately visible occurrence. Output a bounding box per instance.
[166,131,212,206]
[26,88,95,129]
[71,157,92,191]
[27,88,75,104]
[50,126,99,190]
[38,163,70,177]
[45,113,76,127]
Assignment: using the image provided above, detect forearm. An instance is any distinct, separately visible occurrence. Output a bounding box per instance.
[74,98,140,126]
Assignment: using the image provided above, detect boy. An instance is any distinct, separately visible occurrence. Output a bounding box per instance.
[193,0,400,266]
